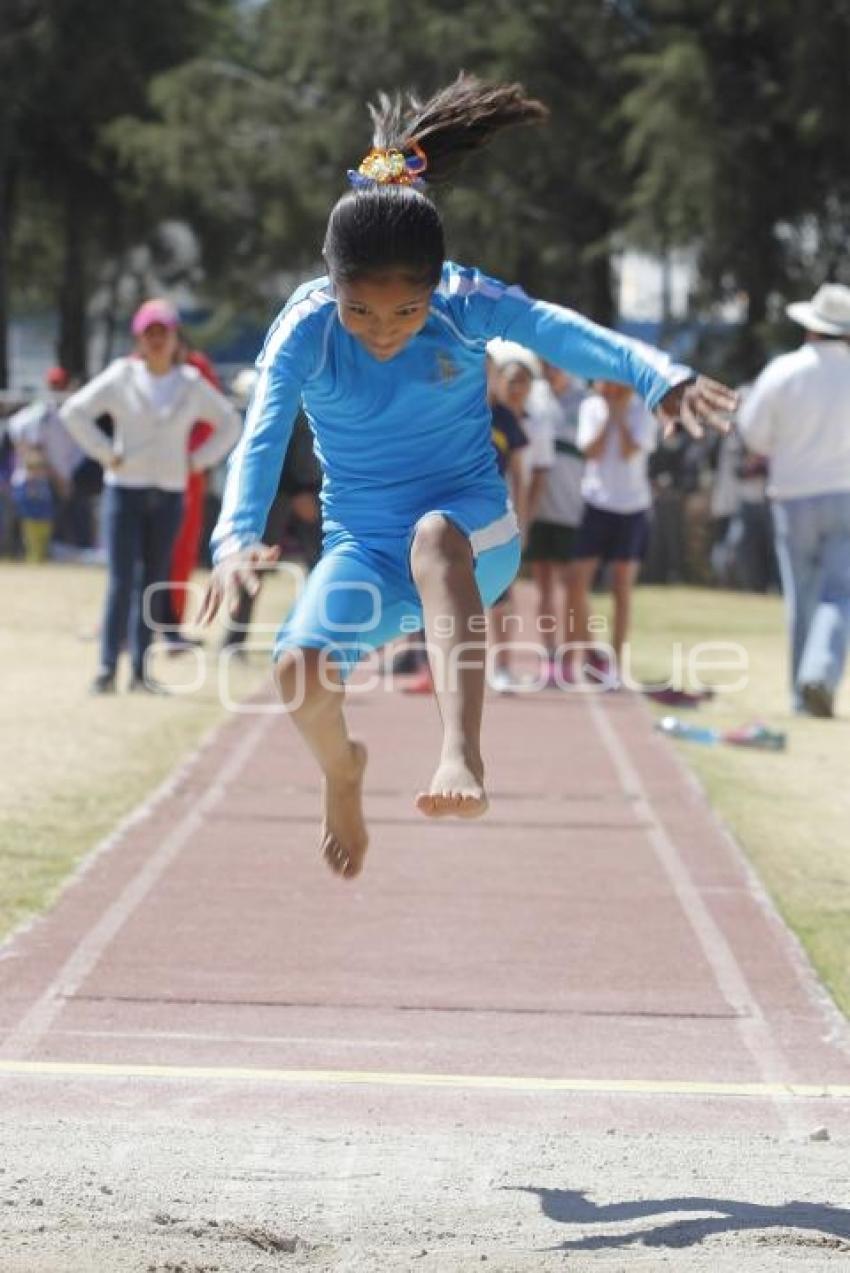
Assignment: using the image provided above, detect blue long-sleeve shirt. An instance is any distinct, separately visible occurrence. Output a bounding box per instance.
[212,261,692,559]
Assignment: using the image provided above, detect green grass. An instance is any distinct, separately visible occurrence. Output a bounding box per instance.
[624,586,850,1017]
[0,561,292,939]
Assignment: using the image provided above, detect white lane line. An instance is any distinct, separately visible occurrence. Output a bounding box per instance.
[0,1058,848,1099]
[40,1028,415,1048]
[0,714,273,1060]
[585,694,808,1136]
[0,720,224,962]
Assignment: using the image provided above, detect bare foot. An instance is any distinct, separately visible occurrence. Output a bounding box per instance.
[416,753,488,820]
[321,740,369,879]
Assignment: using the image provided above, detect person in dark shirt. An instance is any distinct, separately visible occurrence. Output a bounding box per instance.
[221,406,322,656]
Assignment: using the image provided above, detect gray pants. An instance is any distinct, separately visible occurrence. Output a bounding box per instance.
[772,492,850,707]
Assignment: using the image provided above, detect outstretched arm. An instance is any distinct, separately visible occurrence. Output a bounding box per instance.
[459,268,738,435]
[200,313,315,624]
[508,302,736,438]
[653,374,737,439]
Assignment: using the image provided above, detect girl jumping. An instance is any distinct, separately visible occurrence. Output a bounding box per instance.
[199,74,735,880]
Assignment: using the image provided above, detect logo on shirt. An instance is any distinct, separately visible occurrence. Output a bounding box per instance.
[434,353,459,384]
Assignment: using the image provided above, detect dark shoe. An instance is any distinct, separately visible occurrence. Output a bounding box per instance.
[90,670,116,695]
[128,673,169,695]
[390,645,428,675]
[800,682,834,718]
[164,632,203,656]
[642,686,712,708]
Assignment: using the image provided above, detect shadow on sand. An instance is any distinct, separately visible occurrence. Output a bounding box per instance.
[506,1186,850,1253]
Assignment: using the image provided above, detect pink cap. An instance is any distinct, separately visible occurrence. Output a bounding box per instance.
[46,365,71,389]
[131,298,179,336]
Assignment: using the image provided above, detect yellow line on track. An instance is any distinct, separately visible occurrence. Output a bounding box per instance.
[0,1059,849,1099]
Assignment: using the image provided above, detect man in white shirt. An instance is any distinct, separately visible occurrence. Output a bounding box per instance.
[738,283,850,717]
[7,367,86,540]
[8,368,82,485]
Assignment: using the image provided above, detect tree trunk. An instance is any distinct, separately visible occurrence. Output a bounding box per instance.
[0,155,14,390]
[100,266,120,370]
[735,270,770,383]
[585,249,615,327]
[659,239,673,341]
[58,175,88,378]
[100,207,126,369]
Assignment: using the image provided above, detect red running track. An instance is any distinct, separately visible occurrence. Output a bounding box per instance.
[1,592,849,1140]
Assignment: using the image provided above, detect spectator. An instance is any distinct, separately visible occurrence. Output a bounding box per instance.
[709,427,740,582]
[679,436,716,586]
[711,422,777,593]
[11,444,55,562]
[570,381,658,683]
[0,430,14,555]
[732,446,778,593]
[61,298,241,694]
[161,337,225,650]
[643,427,693,584]
[524,360,586,683]
[738,283,850,717]
[7,366,89,550]
[486,354,530,692]
[265,414,323,572]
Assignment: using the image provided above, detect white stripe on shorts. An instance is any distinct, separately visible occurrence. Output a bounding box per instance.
[469,506,519,556]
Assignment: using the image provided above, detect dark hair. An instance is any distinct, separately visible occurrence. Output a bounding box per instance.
[323,73,549,288]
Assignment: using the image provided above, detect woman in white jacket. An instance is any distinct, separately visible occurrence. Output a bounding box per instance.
[62,299,241,693]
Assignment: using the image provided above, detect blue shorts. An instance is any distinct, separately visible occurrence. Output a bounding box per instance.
[273,499,521,676]
[574,503,650,563]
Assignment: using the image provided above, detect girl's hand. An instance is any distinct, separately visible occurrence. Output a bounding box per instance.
[196,542,281,627]
[656,376,738,439]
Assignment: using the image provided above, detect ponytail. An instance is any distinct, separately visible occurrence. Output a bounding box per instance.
[324,73,549,286]
[367,73,549,186]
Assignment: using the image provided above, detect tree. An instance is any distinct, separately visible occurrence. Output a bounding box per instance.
[14,0,848,380]
[0,1,48,387]
[621,0,850,376]
[108,0,641,324]
[10,0,229,377]
[783,0,850,287]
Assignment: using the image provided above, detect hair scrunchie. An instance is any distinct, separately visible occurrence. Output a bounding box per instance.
[347,141,428,189]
